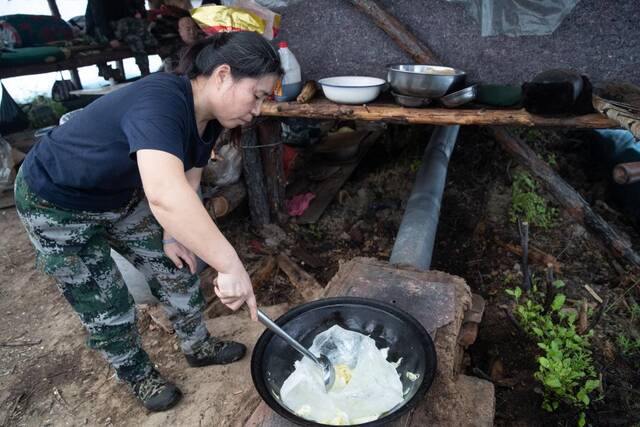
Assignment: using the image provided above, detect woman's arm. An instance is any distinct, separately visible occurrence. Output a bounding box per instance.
[137,149,257,319]
[161,166,203,274]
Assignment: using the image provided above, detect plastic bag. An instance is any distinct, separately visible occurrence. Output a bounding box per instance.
[190,0,280,39]
[0,136,14,192]
[280,325,404,425]
[446,0,579,37]
[221,0,303,8]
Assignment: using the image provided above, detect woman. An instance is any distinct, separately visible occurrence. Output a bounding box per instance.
[15,31,281,412]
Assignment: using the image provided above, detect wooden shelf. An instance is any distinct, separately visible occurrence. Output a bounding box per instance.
[261,98,618,128]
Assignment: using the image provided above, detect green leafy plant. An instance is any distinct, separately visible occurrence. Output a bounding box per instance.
[506,281,600,425]
[616,334,640,357]
[545,152,558,168]
[630,303,640,323]
[510,171,556,228]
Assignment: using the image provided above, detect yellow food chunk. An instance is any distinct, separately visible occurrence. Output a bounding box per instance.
[335,364,353,385]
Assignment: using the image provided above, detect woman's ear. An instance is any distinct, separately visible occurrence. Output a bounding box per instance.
[212,64,233,89]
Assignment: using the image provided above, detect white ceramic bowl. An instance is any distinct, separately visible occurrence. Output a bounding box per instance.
[318,76,386,104]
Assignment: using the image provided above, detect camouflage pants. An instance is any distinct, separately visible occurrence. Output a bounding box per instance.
[112,17,158,72]
[14,170,208,382]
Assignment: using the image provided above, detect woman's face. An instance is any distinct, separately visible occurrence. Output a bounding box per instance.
[208,67,278,129]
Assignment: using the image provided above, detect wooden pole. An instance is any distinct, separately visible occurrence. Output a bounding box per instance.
[492,127,640,269]
[69,69,82,89]
[47,0,61,18]
[346,0,440,64]
[241,127,271,227]
[257,120,286,223]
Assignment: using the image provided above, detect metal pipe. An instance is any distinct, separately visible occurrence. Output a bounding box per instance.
[390,125,460,270]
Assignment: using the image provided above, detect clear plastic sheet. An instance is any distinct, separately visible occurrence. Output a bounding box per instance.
[280,325,404,425]
[447,0,579,37]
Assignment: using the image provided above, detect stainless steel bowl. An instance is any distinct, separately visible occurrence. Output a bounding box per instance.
[391,91,432,108]
[387,65,466,98]
[440,84,477,108]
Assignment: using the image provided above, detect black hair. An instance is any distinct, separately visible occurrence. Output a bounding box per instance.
[175,31,282,80]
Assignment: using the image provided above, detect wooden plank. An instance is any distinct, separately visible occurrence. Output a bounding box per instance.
[261,99,618,128]
[295,131,380,224]
[0,47,163,79]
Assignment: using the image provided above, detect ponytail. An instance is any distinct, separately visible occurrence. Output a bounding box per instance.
[174,31,282,80]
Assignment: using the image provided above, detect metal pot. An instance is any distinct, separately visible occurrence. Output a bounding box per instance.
[251,297,437,426]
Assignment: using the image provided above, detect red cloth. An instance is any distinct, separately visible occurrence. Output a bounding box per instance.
[286,192,315,216]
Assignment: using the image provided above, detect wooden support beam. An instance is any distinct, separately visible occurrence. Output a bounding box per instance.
[261,100,617,128]
[347,0,440,64]
[492,127,640,269]
[47,0,61,18]
[241,127,271,227]
[257,120,286,223]
[69,68,82,89]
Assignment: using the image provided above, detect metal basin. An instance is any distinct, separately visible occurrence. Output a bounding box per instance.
[440,84,478,108]
[387,65,466,98]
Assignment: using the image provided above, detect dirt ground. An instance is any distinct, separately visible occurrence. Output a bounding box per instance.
[1,124,640,426]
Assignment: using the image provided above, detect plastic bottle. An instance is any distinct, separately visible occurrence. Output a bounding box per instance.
[274,41,302,102]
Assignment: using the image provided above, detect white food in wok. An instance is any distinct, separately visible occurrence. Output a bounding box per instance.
[280,325,404,425]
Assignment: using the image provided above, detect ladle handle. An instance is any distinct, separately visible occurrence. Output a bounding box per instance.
[257,309,319,364]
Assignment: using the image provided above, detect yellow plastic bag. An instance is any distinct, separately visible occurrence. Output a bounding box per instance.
[190,2,280,39]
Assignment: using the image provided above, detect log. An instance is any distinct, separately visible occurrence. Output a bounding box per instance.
[257,120,286,223]
[249,256,278,290]
[261,100,617,128]
[241,127,270,227]
[492,127,640,269]
[276,254,324,302]
[346,0,440,64]
[613,162,640,185]
[205,181,247,219]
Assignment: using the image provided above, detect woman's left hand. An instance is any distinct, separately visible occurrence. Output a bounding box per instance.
[164,237,197,274]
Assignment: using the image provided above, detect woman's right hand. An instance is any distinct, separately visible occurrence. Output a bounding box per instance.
[214,263,258,321]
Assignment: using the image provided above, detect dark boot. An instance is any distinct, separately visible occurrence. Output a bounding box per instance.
[128,369,182,412]
[185,337,246,367]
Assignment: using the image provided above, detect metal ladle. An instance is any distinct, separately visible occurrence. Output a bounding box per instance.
[257,309,335,391]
